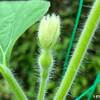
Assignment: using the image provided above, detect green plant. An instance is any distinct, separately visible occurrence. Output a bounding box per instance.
[0,0,50,99]
[37,14,61,100]
[0,0,100,100]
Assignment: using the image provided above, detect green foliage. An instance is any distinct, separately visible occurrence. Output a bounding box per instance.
[0,0,50,65]
[0,0,100,100]
[0,0,50,99]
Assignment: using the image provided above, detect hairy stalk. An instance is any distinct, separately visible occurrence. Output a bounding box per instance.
[37,50,53,100]
[54,0,100,99]
[37,70,48,100]
[0,64,27,100]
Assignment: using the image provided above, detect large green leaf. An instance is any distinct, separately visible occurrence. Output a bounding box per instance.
[0,0,50,64]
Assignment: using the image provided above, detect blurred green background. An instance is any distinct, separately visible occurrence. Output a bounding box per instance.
[0,0,100,100]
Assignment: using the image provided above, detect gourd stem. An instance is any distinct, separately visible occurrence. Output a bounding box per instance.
[37,70,48,100]
[54,0,100,99]
[0,65,27,100]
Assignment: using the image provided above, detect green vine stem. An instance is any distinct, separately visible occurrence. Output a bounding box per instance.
[0,64,27,100]
[37,72,47,100]
[37,73,47,100]
[54,0,100,99]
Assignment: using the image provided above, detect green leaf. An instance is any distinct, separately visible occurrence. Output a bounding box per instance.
[0,0,50,65]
